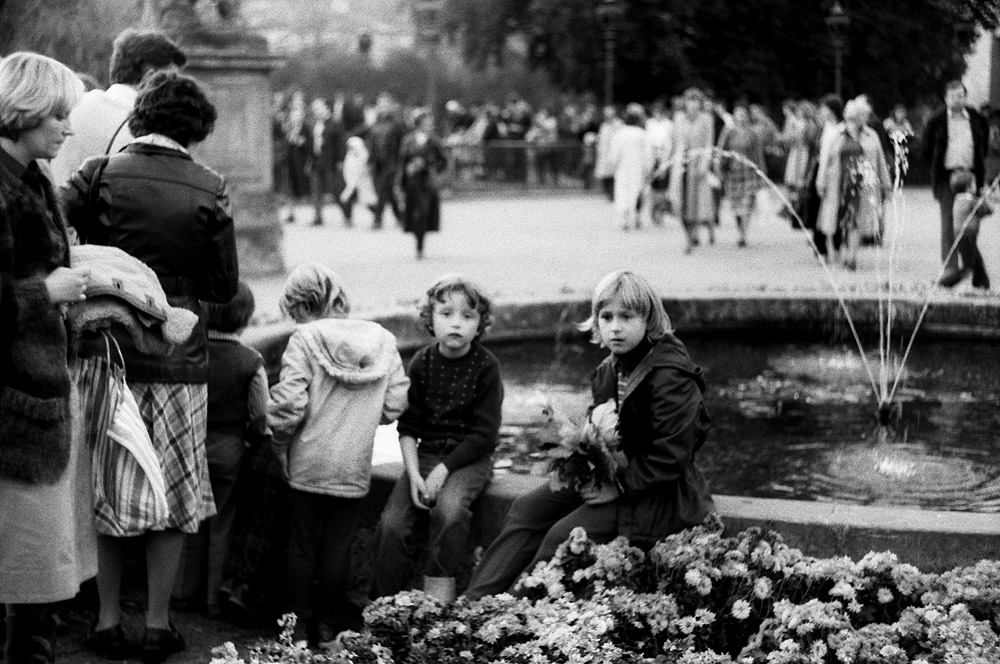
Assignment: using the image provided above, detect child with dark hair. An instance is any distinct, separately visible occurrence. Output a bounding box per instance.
[128,71,217,148]
[174,281,270,618]
[939,169,992,289]
[372,274,504,603]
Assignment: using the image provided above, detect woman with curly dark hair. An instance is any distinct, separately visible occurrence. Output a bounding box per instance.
[61,71,238,663]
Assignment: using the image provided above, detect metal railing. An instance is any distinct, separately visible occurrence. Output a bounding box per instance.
[441,139,597,193]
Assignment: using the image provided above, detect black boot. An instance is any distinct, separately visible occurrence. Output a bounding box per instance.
[4,609,56,664]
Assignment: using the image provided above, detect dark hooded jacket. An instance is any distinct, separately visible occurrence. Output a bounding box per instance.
[590,333,715,543]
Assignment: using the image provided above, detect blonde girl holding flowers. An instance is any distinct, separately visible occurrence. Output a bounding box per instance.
[463,270,715,599]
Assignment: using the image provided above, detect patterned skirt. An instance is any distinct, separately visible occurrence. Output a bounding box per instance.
[131,381,215,534]
[724,162,763,220]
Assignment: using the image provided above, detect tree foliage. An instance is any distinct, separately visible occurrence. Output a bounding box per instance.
[0,0,142,84]
[444,0,998,110]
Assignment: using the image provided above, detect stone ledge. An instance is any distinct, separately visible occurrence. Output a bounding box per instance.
[248,294,1000,577]
[367,464,1000,574]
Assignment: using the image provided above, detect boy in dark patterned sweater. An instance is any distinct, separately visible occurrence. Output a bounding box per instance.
[372,274,503,602]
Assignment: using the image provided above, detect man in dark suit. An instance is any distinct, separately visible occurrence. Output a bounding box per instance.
[922,80,989,271]
[308,97,349,226]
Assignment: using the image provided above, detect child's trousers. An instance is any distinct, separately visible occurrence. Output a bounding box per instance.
[462,482,619,600]
[174,431,245,610]
[940,234,990,289]
[371,449,492,598]
[287,489,362,622]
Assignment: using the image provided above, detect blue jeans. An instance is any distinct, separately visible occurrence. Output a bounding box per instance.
[462,482,619,600]
[371,449,492,597]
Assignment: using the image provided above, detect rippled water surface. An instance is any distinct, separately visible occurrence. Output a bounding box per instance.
[487,336,1000,512]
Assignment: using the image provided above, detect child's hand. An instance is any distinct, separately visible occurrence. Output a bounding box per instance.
[276,450,290,481]
[409,474,431,510]
[580,482,620,505]
[423,463,450,504]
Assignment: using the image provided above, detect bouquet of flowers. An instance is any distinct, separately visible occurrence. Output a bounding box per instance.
[544,400,628,493]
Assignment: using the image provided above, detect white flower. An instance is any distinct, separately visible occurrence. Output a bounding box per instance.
[879,644,905,658]
[829,580,856,601]
[731,599,752,620]
[753,577,772,600]
[810,641,828,659]
[877,587,894,604]
[779,638,798,652]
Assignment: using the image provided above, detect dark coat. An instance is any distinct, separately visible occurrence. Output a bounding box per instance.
[311,116,349,195]
[399,132,447,236]
[61,143,239,384]
[922,105,989,199]
[591,333,715,543]
[0,154,73,484]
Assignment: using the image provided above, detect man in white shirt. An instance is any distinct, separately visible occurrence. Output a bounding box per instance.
[49,29,186,187]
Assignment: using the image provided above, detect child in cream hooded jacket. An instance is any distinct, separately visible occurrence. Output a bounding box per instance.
[268,264,409,496]
[268,263,409,643]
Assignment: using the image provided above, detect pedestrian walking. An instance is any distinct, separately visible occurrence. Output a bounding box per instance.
[399,111,447,260]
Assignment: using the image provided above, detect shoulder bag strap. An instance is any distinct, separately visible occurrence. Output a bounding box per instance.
[85,118,128,232]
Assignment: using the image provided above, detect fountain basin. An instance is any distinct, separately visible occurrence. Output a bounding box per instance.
[246,292,1000,572]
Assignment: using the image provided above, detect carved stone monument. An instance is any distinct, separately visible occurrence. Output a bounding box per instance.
[147,0,285,276]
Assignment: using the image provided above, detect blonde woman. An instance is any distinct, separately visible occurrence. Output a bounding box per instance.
[0,52,91,664]
[816,96,891,269]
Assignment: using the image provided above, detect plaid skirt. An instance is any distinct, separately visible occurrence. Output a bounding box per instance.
[724,162,763,219]
[131,381,216,534]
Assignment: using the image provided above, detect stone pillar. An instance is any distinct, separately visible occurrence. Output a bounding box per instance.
[184,41,285,276]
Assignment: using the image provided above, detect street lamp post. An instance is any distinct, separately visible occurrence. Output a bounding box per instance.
[595,0,624,109]
[826,1,850,99]
[413,0,444,115]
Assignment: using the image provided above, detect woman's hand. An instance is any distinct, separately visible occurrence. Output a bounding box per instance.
[45,266,91,305]
[580,482,620,505]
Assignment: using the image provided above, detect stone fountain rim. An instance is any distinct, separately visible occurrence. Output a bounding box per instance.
[245,291,1000,571]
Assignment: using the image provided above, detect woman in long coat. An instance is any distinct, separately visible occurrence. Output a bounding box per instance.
[399,110,447,260]
[669,88,717,253]
[816,96,891,270]
[0,52,93,664]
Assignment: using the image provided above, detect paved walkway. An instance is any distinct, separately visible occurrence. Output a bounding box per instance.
[248,187,1000,323]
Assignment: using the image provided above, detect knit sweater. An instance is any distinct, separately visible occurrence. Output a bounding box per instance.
[0,148,73,484]
[396,341,503,472]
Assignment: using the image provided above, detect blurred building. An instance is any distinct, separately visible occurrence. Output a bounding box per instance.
[242,0,415,63]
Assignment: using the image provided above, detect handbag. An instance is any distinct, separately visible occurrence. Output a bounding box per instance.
[80,331,169,537]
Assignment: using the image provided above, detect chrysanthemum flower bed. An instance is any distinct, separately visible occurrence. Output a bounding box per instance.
[214,516,1000,664]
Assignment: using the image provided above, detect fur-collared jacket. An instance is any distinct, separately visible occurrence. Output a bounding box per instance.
[0,154,73,484]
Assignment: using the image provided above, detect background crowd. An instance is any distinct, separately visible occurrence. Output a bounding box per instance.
[274,83,1000,271]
